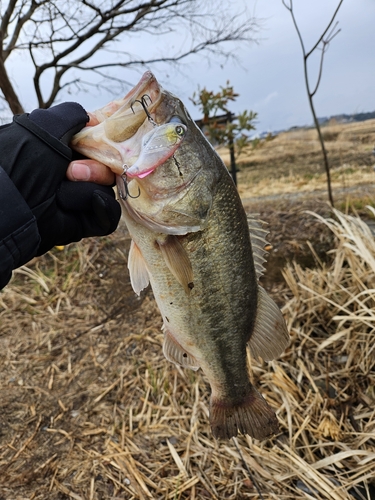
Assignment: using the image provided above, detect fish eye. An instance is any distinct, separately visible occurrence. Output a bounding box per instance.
[175,125,185,136]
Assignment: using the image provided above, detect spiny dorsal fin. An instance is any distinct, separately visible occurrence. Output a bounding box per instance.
[128,240,150,296]
[163,328,200,371]
[156,235,194,293]
[248,285,290,361]
[247,214,270,281]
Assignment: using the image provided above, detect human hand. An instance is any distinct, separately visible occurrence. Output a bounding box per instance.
[1,102,121,255]
[67,159,115,185]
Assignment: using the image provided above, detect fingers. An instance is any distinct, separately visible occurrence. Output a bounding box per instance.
[67,159,115,185]
[87,112,100,126]
[87,99,127,126]
[67,111,116,185]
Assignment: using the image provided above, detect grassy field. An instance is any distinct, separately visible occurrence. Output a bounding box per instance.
[0,119,375,499]
[225,119,375,201]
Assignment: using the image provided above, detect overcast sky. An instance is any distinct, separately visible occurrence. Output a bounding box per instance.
[170,0,375,133]
[6,0,375,133]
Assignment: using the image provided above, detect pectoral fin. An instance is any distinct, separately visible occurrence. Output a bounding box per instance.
[156,236,194,292]
[163,328,200,371]
[248,286,290,361]
[128,240,150,295]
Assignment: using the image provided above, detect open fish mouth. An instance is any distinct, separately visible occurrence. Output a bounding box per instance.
[72,71,189,204]
[71,71,169,173]
[87,71,161,127]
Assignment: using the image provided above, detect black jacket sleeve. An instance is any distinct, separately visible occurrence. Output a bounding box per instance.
[0,107,79,290]
[0,104,121,291]
[0,166,40,290]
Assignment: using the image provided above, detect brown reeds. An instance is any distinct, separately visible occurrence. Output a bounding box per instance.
[280,207,375,499]
[0,209,374,499]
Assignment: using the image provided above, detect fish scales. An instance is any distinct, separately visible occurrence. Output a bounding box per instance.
[125,170,257,377]
[71,71,290,440]
[118,138,281,440]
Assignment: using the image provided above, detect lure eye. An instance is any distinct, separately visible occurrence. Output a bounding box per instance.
[175,125,185,136]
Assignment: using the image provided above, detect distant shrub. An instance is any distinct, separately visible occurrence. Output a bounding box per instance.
[251,133,275,150]
[321,130,340,141]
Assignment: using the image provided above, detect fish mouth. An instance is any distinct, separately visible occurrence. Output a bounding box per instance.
[92,71,161,129]
[71,71,166,172]
[101,71,162,144]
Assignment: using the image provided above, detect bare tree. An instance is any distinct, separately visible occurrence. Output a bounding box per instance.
[0,0,259,115]
[282,0,344,207]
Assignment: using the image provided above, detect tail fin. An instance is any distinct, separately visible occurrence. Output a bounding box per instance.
[210,386,279,440]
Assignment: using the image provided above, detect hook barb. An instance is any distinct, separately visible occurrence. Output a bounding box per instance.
[130,94,157,127]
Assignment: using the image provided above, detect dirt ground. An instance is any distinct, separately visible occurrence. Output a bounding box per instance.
[1,119,375,499]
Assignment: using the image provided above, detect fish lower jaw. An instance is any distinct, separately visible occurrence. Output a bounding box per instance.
[209,386,279,441]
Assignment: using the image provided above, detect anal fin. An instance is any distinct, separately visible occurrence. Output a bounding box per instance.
[163,328,200,371]
[248,285,290,361]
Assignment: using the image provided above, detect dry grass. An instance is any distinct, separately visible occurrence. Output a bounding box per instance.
[1,120,375,499]
[237,164,375,200]
[1,211,374,499]
[280,207,375,499]
[219,119,375,201]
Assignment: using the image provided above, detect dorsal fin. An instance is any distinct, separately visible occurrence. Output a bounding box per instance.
[247,214,270,281]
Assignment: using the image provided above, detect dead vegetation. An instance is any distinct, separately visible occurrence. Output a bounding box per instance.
[1,119,375,499]
[221,118,375,201]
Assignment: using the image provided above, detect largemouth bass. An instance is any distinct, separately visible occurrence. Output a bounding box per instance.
[72,71,290,440]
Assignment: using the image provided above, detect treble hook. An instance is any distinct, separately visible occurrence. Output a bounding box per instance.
[118,165,141,201]
[130,94,157,127]
[140,94,152,108]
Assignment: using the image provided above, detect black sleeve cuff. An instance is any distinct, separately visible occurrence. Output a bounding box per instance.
[0,167,40,289]
[14,113,73,161]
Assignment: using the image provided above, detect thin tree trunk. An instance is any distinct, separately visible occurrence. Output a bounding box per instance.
[308,93,334,206]
[283,0,344,208]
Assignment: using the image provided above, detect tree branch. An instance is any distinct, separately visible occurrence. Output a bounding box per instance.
[2,1,47,60]
[306,0,345,58]
[0,56,24,113]
[0,0,17,47]
[1,0,259,112]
